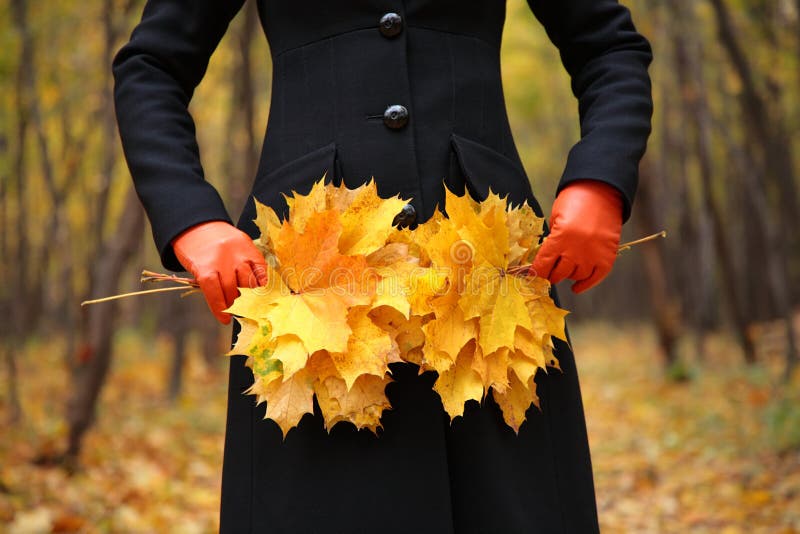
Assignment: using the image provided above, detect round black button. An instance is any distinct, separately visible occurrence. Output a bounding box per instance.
[392,203,417,228]
[383,104,409,129]
[379,13,403,38]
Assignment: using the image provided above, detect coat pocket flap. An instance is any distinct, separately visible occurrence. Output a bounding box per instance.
[449,133,541,214]
[238,142,338,236]
[254,142,338,211]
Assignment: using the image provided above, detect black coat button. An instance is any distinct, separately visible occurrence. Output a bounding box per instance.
[383,104,409,129]
[379,13,403,38]
[392,203,417,228]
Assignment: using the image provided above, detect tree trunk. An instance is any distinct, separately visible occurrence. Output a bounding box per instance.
[7,0,33,426]
[238,0,259,200]
[633,159,683,371]
[0,135,15,424]
[62,0,149,465]
[165,295,191,402]
[92,0,119,253]
[713,119,800,378]
[66,191,144,461]
[3,346,21,425]
[667,0,757,363]
[708,0,800,302]
[220,0,259,214]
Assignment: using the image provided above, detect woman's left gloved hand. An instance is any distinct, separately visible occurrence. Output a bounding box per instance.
[171,220,268,324]
[530,179,623,294]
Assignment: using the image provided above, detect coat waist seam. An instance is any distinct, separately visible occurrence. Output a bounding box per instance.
[270,25,499,60]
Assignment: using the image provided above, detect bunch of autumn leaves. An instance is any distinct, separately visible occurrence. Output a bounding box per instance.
[225,177,568,439]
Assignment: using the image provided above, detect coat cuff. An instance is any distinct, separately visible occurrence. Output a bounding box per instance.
[556,143,637,223]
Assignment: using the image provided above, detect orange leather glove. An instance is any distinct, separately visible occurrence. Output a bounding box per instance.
[530,179,623,294]
[171,220,268,324]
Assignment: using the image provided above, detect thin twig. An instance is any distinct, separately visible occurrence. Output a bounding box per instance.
[83,230,667,305]
[140,270,198,287]
[507,230,667,277]
[617,230,667,253]
[80,286,195,306]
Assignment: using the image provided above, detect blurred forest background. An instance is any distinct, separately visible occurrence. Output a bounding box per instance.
[1,0,799,531]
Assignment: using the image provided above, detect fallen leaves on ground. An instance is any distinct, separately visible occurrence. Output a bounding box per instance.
[2,323,800,532]
[575,322,800,533]
[0,330,228,533]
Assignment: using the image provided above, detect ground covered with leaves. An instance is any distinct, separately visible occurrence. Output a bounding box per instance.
[2,322,799,532]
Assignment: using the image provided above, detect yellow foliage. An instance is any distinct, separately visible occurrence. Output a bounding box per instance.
[225,177,410,438]
[226,177,568,437]
[412,184,566,426]
[432,339,485,418]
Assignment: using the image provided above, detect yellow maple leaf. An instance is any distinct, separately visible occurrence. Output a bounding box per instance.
[433,339,485,420]
[471,345,511,395]
[274,208,362,293]
[543,335,562,371]
[460,266,534,355]
[229,318,282,402]
[272,334,309,380]
[366,241,410,267]
[513,326,547,369]
[315,373,393,433]
[261,367,315,440]
[304,350,342,385]
[368,306,427,367]
[329,305,396,389]
[527,296,570,343]
[253,199,282,267]
[387,264,449,318]
[441,186,508,267]
[338,178,409,256]
[265,291,352,354]
[506,200,543,267]
[224,264,290,317]
[369,244,448,319]
[325,178,365,214]
[508,349,541,386]
[228,207,380,357]
[421,301,478,374]
[492,371,539,434]
[282,175,328,233]
[227,316,261,357]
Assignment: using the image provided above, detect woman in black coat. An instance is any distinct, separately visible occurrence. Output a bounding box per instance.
[112,1,653,532]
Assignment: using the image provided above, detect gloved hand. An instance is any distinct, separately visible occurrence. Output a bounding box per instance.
[530,179,623,294]
[171,220,268,324]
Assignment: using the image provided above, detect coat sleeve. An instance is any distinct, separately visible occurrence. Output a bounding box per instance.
[112,0,246,271]
[526,0,653,223]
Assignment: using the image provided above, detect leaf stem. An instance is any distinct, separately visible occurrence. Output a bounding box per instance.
[83,231,667,304]
[617,230,667,253]
[80,286,197,307]
[140,270,198,287]
[508,230,667,277]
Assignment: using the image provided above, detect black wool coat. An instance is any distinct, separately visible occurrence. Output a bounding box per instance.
[112,1,653,532]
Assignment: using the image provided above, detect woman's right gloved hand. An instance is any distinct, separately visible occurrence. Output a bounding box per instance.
[171,220,268,324]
